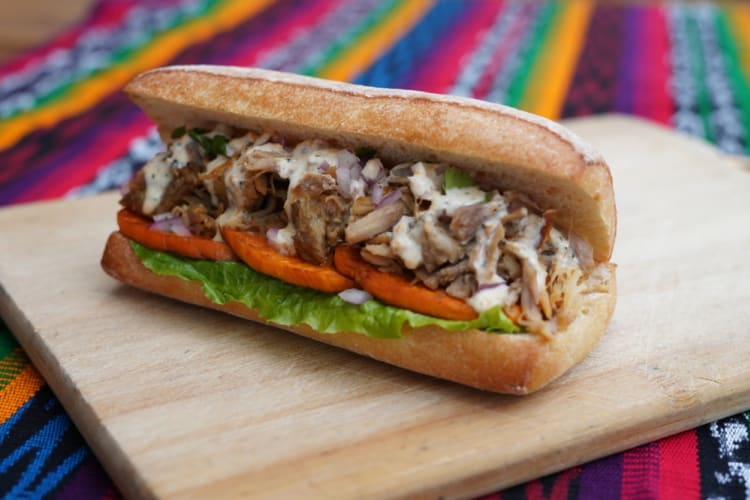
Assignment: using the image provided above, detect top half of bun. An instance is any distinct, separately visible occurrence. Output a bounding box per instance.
[124,65,616,262]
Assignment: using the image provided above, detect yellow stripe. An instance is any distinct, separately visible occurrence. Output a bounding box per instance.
[317,0,435,82]
[0,0,275,151]
[518,0,593,120]
[726,4,750,81]
[0,366,44,424]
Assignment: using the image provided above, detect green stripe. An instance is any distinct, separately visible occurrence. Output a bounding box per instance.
[299,0,402,76]
[0,349,29,392]
[2,0,222,121]
[503,2,559,109]
[0,322,29,392]
[0,323,18,359]
[716,10,750,154]
[684,10,714,143]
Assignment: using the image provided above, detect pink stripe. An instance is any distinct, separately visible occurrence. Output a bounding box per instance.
[226,0,347,68]
[659,430,700,500]
[621,442,660,499]
[472,3,534,100]
[0,0,133,78]
[405,1,505,93]
[633,6,673,124]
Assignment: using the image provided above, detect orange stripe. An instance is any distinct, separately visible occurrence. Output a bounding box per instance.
[0,0,276,151]
[317,0,435,82]
[0,366,45,424]
[518,0,593,119]
[726,4,750,81]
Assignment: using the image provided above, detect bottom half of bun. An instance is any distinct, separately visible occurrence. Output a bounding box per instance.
[100,231,617,394]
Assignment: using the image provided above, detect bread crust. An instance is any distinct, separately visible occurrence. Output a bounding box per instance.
[102,232,616,394]
[125,65,616,262]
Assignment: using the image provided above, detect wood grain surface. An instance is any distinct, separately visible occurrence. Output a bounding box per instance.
[1,115,749,499]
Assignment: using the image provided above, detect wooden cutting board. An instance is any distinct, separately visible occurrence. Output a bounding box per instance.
[1,115,749,499]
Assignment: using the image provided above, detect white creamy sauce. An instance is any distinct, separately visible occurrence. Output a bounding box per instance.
[169,135,194,168]
[349,178,367,200]
[433,187,487,216]
[277,157,308,187]
[408,162,436,200]
[466,208,508,311]
[390,216,423,269]
[267,223,296,255]
[142,152,173,214]
[468,283,511,312]
[361,158,383,181]
[216,161,247,227]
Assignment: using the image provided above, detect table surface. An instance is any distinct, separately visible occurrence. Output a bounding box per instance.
[1,1,749,499]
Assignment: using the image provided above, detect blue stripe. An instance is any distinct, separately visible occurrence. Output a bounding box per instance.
[26,447,89,498]
[0,398,33,447]
[353,0,468,89]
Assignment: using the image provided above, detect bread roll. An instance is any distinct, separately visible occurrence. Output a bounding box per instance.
[102,66,617,394]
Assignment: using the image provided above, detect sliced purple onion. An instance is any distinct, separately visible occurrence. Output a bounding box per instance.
[317,160,331,173]
[336,150,362,199]
[375,189,401,209]
[478,281,505,292]
[266,227,280,240]
[149,215,192,236]
[152,212,174,222]
[371,183,384,204]
[338,288,373,305]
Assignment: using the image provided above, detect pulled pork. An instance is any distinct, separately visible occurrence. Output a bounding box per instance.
[121,126,609,337]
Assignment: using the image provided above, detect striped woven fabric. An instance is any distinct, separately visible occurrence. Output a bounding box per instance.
[1,0,749,497]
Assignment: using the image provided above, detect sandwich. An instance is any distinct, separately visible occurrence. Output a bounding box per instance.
[101,65,617,394]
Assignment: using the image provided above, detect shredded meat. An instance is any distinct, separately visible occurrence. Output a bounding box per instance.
[119,128,601,338]
[450,203,490,242]
[288,173,349,264]
[345,200,405,244]
[415,259,472,290]
[121,163,212,217]
[445,274,477,299]
[175,204,217,238]
[120,170,147,214]
[420,215,463,272]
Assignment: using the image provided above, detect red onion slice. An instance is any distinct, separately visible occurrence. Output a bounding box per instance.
[371,183,384,204]
[338,288,373,305]
[266,227,280,240]
[149,215,192,236]
[375,189,401,209]
[336,150,362,199]
[478,281,505,292]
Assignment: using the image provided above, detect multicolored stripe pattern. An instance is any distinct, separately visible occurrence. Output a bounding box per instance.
[1,0,750,497]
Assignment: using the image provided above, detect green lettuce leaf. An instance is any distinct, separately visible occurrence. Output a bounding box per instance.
[132,242,521,338]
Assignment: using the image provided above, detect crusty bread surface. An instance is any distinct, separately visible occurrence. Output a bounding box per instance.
[124,65,616,262]
[102,232,616,394]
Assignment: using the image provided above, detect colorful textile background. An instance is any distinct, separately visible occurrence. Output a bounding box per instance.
[1,0,749,498]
